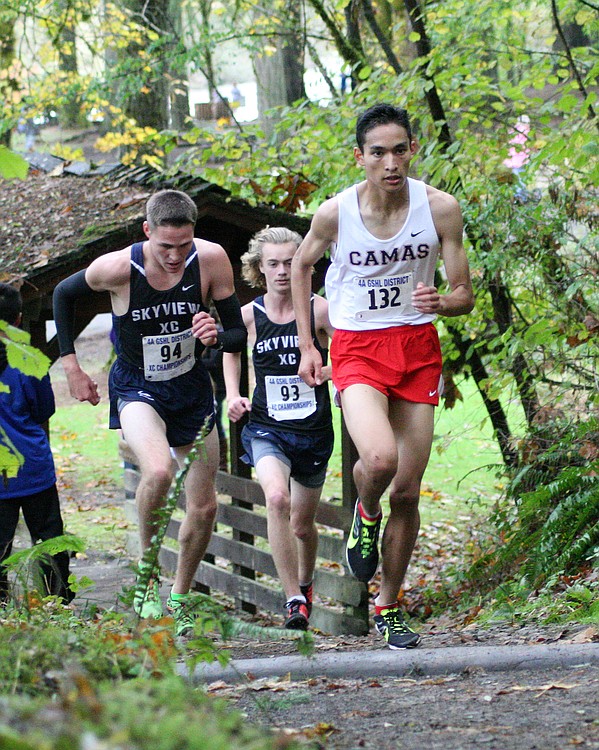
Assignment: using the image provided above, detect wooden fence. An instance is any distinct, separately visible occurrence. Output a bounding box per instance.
[121,353,369,635]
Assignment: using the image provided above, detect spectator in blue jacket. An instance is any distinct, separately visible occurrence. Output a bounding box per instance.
[0,283,73,604]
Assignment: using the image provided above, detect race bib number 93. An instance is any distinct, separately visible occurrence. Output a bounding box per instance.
[265,374,316,421]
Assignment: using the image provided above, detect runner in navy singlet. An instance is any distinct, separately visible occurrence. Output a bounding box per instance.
[53,190,246,635]
[223,227,334,630]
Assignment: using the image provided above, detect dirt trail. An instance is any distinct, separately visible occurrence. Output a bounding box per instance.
[47,330,599,749]
[64,545,599,750]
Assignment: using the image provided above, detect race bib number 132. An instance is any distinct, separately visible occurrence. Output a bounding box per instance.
[354,272,414,322]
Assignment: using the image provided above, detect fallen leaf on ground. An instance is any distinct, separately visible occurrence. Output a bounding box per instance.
[206,680,232,692]
[497,683,580,697]
[560,626,598,644]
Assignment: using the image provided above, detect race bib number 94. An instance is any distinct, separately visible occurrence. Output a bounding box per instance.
[142,328,196,381]
[354,272,414,322]
[265,374,316,422]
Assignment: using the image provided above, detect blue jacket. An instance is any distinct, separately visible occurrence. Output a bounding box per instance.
[0,343,56,498]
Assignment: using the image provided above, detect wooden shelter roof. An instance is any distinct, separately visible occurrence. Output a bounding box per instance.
[0,155,314,360]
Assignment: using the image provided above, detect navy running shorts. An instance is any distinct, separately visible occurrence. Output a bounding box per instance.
[241,422,334,489]
[108,358,215,447]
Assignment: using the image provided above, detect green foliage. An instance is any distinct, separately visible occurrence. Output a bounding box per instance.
[0,674,300,750]
[0,146,28,179]
[0,321,51,380]
[2,535,87,611]
[463,418,598,602]
[0,604,177,695]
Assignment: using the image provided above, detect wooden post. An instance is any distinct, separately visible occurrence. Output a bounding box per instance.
[228,346,256,613]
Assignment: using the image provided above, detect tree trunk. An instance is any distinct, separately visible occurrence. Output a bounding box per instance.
[167,0,190,131]
[487,274,540,427]
[446,323,518,467]
[57,25,82,128]
[119,0,170,130]
[0,14,16,147]
[282,2,306,104]
[253,1,306,137]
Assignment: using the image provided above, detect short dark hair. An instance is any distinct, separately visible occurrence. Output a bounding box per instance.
[356,104,412,151]
[146,190,198,231]
[0,283,22,325]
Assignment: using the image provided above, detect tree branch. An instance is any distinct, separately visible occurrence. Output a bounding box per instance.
[360,0,403,75]
[304,0,363,70]
[401,0,452,148]
[551,0,598,125]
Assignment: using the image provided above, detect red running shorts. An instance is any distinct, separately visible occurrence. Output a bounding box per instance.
[331,323,443,405]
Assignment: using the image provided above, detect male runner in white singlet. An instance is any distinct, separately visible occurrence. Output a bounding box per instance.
[291,104,474,648]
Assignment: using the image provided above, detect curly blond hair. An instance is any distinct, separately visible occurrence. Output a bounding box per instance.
[241,226,304,290]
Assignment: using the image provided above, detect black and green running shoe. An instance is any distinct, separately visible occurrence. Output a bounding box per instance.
[166,593,201,637]
[346,500,382,582]
[373,606,421,649]
[133,578,163,619]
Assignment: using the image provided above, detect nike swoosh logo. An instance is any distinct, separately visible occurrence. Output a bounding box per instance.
[182,284,195,291]
[429,390,437,397]
[256,430,269,437]
[313,461,323,466]
[137,390,155,400]
[411,230,425,237]
[347,513,362,550]
[347,524,360,550]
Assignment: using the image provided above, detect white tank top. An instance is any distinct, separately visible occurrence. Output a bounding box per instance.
[325,178,440,330]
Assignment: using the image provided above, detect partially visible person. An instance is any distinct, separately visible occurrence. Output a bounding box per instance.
[53,189,246,635]
[223,227,334,630]
[230,82,243,109]
[503,114,531,202]
[292,103,474,649]
[503,114,531,174]
[0,283,73,605]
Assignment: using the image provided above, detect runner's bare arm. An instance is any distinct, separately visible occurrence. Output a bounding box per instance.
[312,293,334,384]
[53,250,131,405]
[412,189,474,317]
[222,305,254,422]
[291,199,338,387]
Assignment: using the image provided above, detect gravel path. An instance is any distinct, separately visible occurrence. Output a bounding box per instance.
[48,329,599,749]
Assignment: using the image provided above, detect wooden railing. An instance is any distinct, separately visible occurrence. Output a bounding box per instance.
[121,354,369,635]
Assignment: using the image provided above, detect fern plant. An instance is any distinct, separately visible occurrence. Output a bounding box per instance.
[2,534,88,613]
[466,418,598,592]
[520,464,599,586]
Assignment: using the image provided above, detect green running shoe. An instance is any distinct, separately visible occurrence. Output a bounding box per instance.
[346,500,382,582]
[166,593,200,637]
[133,579,163,619]
[373,606,421,649]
